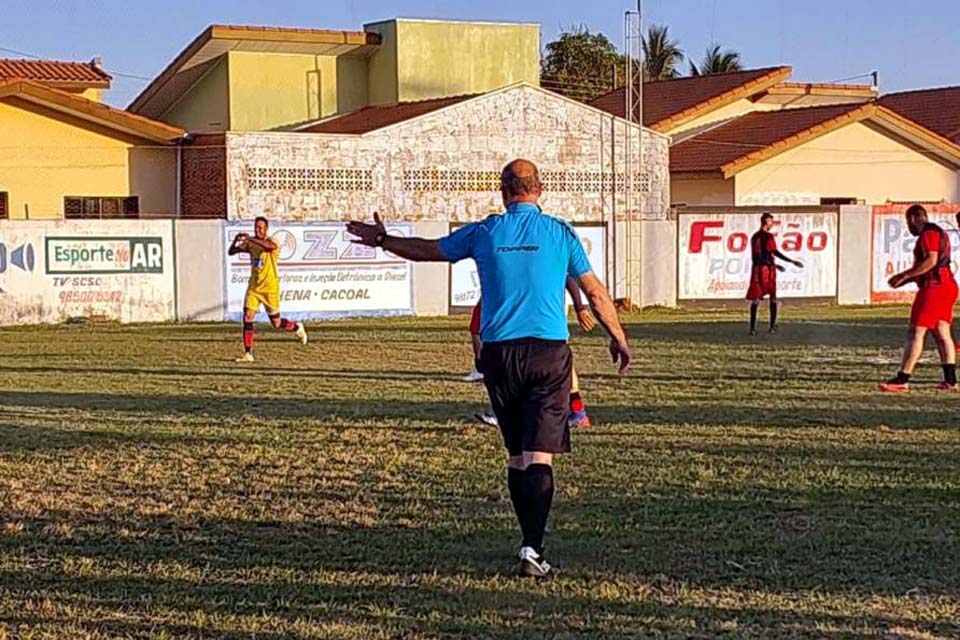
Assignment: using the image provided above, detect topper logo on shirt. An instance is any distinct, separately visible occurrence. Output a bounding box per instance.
[497,245,540,253]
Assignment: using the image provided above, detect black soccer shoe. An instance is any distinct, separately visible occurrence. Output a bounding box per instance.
[518,546,554,579]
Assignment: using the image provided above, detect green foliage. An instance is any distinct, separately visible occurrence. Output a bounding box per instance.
[690,44,744,76]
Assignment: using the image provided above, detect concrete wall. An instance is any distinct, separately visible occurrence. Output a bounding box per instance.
[364,20,399,106]
[175,220,225,320]
[227,51,341,131]
[672,176,735,206]
[411,221,450,316]
[735,121,960,205]
[394,19,540,102]
[0,97,177,219]
[162,57,230,133]
[225,85,671,224]
[837,204,871,305]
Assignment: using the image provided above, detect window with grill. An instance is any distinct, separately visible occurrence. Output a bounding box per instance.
[0,192,7,219]
[64,196,139,219]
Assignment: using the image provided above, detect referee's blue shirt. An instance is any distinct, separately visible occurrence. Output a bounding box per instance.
[439,202,593,343]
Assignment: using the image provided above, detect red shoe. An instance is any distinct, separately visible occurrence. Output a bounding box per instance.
[879,381,910,393]
[937,382,959,392]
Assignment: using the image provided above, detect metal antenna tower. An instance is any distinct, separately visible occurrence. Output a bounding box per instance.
[623,5,643,310]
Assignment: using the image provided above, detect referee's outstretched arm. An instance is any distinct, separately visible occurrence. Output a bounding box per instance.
[346,212,446,261]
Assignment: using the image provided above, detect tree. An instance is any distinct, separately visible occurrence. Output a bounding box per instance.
[642,24,684,80]
[540,27,623,101]
[689,44,743,76]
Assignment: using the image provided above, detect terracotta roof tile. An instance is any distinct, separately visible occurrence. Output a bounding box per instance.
[0,58,111,86]
[588,66,790,127]
[880,85,960,143]
[300,94,480,134]
[670,103,864,174]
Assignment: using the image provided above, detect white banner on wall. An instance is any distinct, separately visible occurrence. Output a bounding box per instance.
[871,204,960,303]
[223,222,413,320]
[0,221,175,325]
[678,211,838,300]
[449,224,607,309]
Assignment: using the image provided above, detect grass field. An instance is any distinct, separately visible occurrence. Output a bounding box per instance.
[0,307,958,639]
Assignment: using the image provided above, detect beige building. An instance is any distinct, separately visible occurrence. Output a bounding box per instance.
[590,67,960,206]
[0,60,184,220]
[129,20,540,133]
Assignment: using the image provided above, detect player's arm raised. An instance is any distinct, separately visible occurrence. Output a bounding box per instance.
[578,272,631,374]
[246,236,278,252]
[346,212,447,261]
[227,233,249,256]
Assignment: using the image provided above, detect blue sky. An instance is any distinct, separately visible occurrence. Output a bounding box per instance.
[1,0,958,107]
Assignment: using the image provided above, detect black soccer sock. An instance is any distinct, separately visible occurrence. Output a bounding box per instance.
[749,302,759,333]
[521,464,554,555]
[943,364,957,385]
[770,301,779,328]
[890,370,912,384]
[507,467,526,534]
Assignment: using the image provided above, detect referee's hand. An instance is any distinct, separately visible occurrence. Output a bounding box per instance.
[610,339,631,374]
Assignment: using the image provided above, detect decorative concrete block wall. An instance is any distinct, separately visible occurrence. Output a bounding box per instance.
[224,85,670,224]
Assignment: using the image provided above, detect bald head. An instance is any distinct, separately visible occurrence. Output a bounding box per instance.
[501,159,542,206]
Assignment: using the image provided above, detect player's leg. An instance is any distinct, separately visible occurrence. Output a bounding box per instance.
[881,325,927,391]
[266,292,307,344]
[464,303,484,381]
[749,299,761,335]
[568,366,590,428]
[933,319,957,390]
[769,295,779,333]
[237,303,257,363]
[513,342,572,578]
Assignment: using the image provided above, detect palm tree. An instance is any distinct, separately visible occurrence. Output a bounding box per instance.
[689,44,743,76]
[642,24,684,80]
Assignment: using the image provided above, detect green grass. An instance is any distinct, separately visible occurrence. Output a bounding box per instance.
[0,307,958,639]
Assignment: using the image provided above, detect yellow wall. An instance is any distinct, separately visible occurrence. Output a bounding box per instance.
[228,51,341,131]
[79,88,104,102]
[735,121,960,205]
[365,21,398,106]
[665,97,779,139]
[0,98,176,219]
[337,56,369,113]
[162,57,230,132]
[372,19,540,103]
[672,176,736,206]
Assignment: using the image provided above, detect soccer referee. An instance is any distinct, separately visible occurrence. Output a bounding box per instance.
[347,159,631,578]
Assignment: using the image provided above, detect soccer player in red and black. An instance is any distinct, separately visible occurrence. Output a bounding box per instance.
[880,204,958,392]
[747,213,804,335]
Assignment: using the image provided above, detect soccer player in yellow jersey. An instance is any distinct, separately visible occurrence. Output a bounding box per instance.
[228,216,307,362]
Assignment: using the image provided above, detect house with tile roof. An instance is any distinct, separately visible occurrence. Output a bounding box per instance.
[590,68,960,206]
[0,60,184,219]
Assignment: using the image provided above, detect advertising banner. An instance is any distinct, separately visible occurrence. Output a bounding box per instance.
[678,211,838,300]
[224,222,413,320]
[449,223,608,309]
[0,221,175,324]
[871,204,960,303]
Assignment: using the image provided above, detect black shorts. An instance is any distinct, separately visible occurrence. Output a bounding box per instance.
[480,339,572,457]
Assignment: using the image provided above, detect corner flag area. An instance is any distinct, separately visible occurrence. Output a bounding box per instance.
[0,307,957,638]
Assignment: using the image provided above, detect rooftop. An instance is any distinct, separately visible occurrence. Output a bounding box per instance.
[0,58,111,89]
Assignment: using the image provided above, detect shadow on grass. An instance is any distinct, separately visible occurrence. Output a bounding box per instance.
[0,389,954,432]
[0,487,957,639]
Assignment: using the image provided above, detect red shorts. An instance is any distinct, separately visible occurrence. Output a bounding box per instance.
[910,277,958,328]
[746,266,777,301]
[469,302,481,336]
